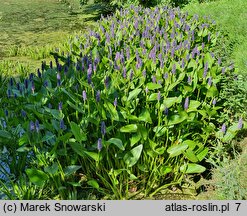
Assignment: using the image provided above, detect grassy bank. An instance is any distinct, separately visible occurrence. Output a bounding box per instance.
[0,0,105,75]
[184,0,247,199]
[184,0,247,75]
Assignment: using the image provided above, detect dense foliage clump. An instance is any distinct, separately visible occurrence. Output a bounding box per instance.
[0,5,245,199]
[81,0,216,8]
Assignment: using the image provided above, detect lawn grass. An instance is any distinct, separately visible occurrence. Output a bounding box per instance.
[183,0,247,75]
[0,0,82,50]
[0,0,105,75]
[184,0,247,200]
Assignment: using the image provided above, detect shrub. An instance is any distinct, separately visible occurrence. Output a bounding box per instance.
[83,0,213,8]
[0,5,245,199]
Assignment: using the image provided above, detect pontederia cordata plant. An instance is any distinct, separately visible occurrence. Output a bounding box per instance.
[0,5,246,199]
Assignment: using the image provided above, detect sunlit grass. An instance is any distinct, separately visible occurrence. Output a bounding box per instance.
[0,0,100,75]
[184,0,247,200]
[183,0,247,75]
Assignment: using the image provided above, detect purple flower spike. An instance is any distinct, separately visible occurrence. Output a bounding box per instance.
[25,79,29,89]
[142,70,146,77]
[7,89,11,98]
[158,52,163,62]
[60,119,65,130]
[64,65,68,75]
[212,98,217,106]
[164,107,169,116]
[58,102,62,111]
[229,63,234,70]
[104,76,110,88]
[96,90,100,102]
[114,63,119,71]
[191,50,195,59]
[207,77,212,86]
[122,67,127,79]
[184,97,189,111]
[218,58,221,66]
[93,62,97,73]
[57,72,61,80]
[115,52,121,62]
[208,33,211,42]
[57,64,62,73]
[35,120,40,132]
[163,72,168,80]
[185,24,190,32]
[31,81,35,93]
[30,121,35,132]
[97,138,103,151]
[181,58,185,69]
[28,73,33,81]
[149,47,156,62]
[136,59,143,69]
[157,91,161,101]
[3,120,7,128]
[100,25,105,33]
[171,48,175,58]
[55,54,59,65]
[130,70,134,81]
[171,32,175,39]
[4,109,8,117]
[202,43,205,49]
[101,121,106,136]
[76,62,81,71]
[67,56,71,67]
[81,62,85,72]
[142,48,147,56]
[57,73,61,86]
[172,64,176,74]
[191,30,195,41]
[152,75,156,83]
[41,61,45,71]
[145,87,148,94]
[82,90,87,102]
[21,110,26,118]
[203,62,208,78]
[221,123,226,134]
[186,54,190,61]
[120,54,125,65]
[10,78,13,86]
[107,46,112,59]
[87,64,92,84]
[44,80,48,88]
[37,68,42,78]
[114,97,117,107]
[187,76,192,84]
[222,67,226,74]
[238,118,243,130]
[126,47,130,60]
